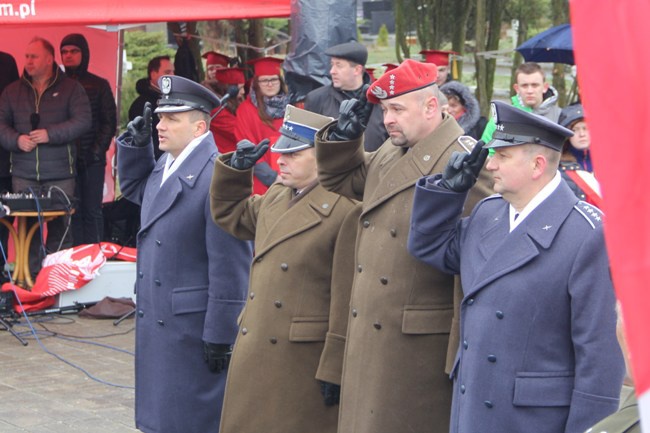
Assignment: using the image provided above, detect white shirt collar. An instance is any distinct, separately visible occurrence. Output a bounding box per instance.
[161,131,209,186]
[509,171,561,232]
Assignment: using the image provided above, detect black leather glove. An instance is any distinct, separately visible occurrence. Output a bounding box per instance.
[203,342,232,374]
[229,138,270,170]
[319,380,341,406]
[438,140,489,192]
[126,101,153,148]
[328,85,373,142]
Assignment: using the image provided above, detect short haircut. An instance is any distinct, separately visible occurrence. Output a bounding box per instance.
[516,62,545,82]
[29,36,55,57]
[148,55,171,78]
[188,109,211,126]
[524,143,561,172]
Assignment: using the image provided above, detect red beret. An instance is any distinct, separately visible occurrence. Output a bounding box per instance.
[247,57,283,77]
[419,49,457,66]
[202,51,231,67]
[214,67,245,85]
[366,67,376,83]
[367,59,438,104]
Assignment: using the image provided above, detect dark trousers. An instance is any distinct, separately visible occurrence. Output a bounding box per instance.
[72,162,106,245]
[12,176,75,276]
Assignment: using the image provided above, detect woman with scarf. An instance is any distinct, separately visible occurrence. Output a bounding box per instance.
[235,57,287,195]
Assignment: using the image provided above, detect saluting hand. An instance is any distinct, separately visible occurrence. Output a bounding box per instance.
[328,84,373,142]
[126,101,153,148]
[438,140,488,193]
[229,138,270,170]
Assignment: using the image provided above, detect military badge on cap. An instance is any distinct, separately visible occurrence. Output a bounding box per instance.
[366,59,438,104]
[272,105,333,154]
[161,76,172,95]
[487,100,573,152]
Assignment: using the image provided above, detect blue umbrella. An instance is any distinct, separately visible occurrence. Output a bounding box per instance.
[516,24,574,65]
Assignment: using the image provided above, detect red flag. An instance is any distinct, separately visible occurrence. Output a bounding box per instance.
[571,0,650,428]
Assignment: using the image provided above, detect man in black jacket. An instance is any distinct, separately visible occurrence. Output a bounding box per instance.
[60,33,117,245]
[304,41,387,152]
[128,56,174,160]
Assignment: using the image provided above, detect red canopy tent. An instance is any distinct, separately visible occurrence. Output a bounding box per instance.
[0,0,291,25]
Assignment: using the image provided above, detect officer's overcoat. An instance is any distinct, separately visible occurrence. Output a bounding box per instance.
[210,155,359,433]
[408,179,625,433]
[118,135,252,433]
[313,115,491,433]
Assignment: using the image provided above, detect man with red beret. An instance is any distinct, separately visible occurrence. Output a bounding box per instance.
[313,59,492,433]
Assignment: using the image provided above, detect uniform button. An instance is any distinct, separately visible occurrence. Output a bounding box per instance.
[379,277,388,285]
[487,355,497,363]
[351,308,358,317]
[138,310,144,318]
[460,384,466,394]
[138,271,143,279]
[249,292,255,300]
[154,279,161,286]
[155,240,161,246]
[280,263,289,271]
[362,220,370,228]
[357,265,363,273]
[484,400,493,409]
[463,340,468,349]
[269,337,278,344]
[467,298,475,305]
[157,320,164,326]
[274,300,282,308]
[496,311,504,319]
[390,228,397,237]
[373,322,382,330]
[321,203,329,209]
[241,328,248,335]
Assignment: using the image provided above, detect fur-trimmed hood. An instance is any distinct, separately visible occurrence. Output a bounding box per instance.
[440,81,481,133]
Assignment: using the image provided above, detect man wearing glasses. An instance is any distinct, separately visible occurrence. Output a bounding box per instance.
[0,36,91,276]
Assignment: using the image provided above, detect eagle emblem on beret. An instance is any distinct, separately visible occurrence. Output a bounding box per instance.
[371,85,388,100]
[161,76,172,95]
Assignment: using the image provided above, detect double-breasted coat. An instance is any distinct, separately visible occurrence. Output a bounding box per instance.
[408,178,625,433]
[210,154,359,433]
[313,114,492,433]
[117,134,252,433]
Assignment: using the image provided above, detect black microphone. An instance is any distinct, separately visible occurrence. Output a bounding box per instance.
[210,85,240,121]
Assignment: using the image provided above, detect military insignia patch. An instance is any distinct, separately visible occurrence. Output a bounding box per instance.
[371,86,388,100]
[161,76,172,95]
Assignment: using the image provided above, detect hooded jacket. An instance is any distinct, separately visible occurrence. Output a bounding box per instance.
[440,81,487,140]
[61,34,117,165]
[480,86,562,143]
[0,63,91,181]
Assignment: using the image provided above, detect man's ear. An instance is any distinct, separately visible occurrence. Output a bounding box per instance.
[543,81,550,93]
[513,83,520,95]
[531,154,548,180]
[425,95,439,119]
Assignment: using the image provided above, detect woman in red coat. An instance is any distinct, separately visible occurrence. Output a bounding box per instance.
[235,57,288,195]
[207,67,246,155]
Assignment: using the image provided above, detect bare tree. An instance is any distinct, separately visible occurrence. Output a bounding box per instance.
[551,0,569,106]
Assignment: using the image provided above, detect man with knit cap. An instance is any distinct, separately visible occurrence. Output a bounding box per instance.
[313,59,492,433]
[305,41,387,152]
[60,33,117,245]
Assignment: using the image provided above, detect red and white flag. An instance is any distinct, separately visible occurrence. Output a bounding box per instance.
[571,1,650,430]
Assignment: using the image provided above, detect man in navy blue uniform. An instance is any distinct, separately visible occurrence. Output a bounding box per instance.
[407,100,625,433]
[118,75,252,433]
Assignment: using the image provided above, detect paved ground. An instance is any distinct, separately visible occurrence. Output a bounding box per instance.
[0,311,137,433]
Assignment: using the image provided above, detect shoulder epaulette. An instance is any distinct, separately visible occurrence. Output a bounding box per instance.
[573,201,604,229]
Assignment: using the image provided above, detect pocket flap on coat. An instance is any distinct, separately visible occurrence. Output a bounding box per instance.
[513,372,574,407]
[402,306,453,335]
[171,286,209,315]
[289,316,329,342]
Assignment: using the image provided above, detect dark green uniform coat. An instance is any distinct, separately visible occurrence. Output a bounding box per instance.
[210,154,359,433]
[314,114,491,433]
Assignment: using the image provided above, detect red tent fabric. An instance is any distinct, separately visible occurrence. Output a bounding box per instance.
[0,0,290,26]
